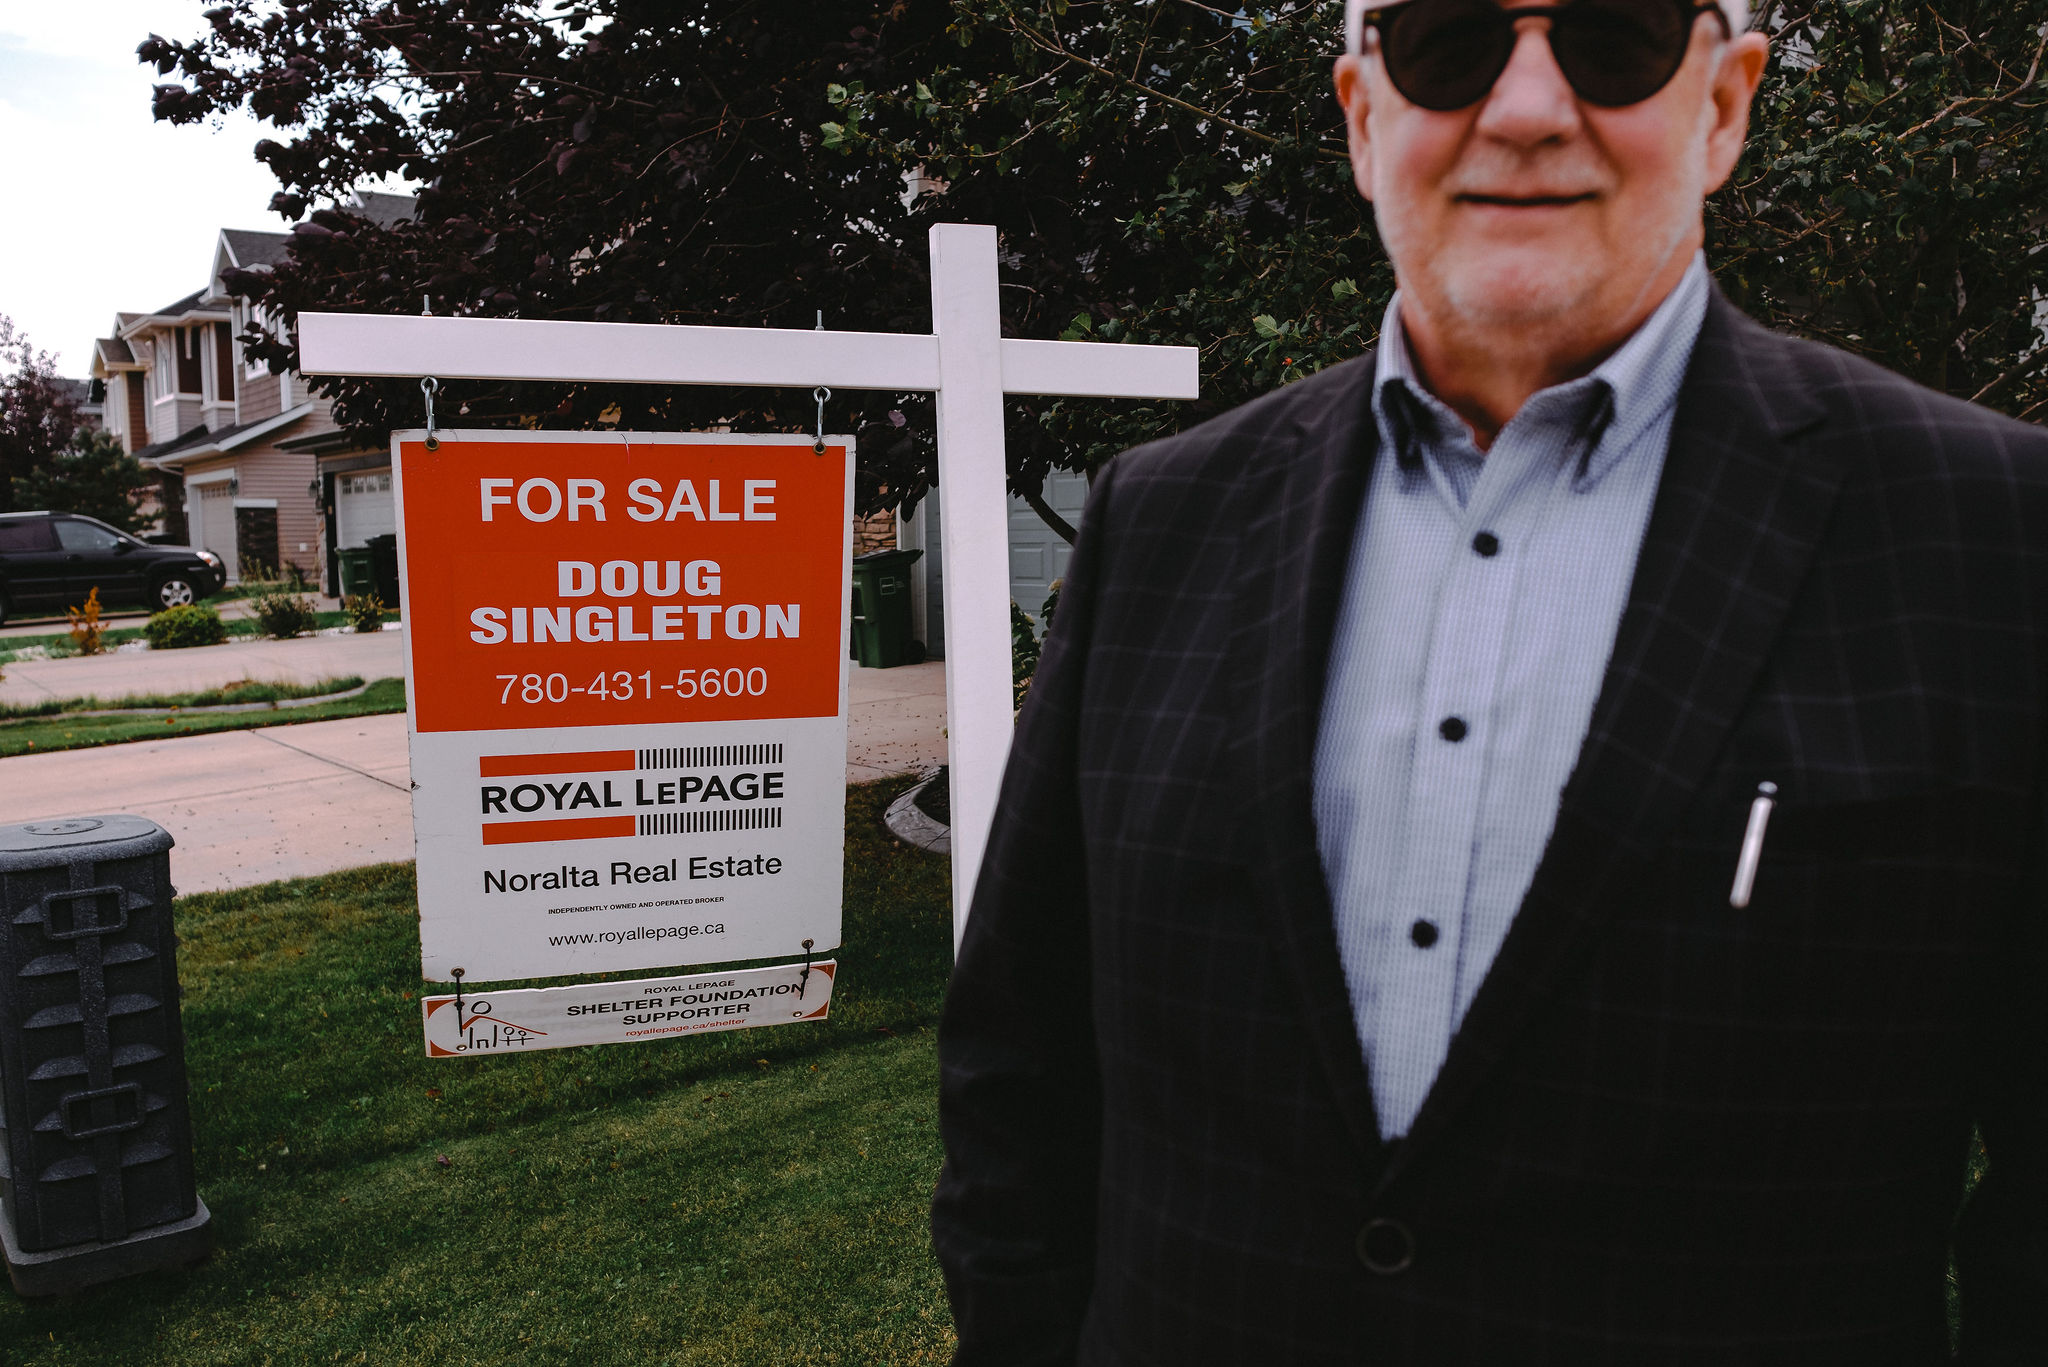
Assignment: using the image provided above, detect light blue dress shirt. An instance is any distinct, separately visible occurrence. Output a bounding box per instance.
[1311,254,1711,1139]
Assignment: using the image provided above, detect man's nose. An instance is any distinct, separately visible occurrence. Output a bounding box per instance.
[1473,23,1580,143]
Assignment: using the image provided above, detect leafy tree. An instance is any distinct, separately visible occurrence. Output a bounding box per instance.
[1712,4,2048,418]
[0,315,85,514]
[140,1,955,517]
[11,429,159,535]
[148,2,2047,545]
[841,1,1379,538]
[837,0,2047,535]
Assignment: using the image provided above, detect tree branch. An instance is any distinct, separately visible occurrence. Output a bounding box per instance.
[1896,23,2048,142]
[1004,15,1346,161]
[1017,480,1078,544]
[1970,345,2048,405]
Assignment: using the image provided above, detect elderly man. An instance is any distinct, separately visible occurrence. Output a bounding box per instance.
[933,0,2048,1361]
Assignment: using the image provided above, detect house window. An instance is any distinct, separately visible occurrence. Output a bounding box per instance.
[125,372,149,442]
[177,326,204,394]
[243,305,274,378]
[214,323,236,402]
[341,472,392,498]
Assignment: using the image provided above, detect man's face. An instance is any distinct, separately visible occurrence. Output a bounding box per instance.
[1334,3,1768,347]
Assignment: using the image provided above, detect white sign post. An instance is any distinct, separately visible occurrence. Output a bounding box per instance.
[300,223,1200,946]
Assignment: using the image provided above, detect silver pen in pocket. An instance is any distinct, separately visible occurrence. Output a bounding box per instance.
[1728,781,1779,909]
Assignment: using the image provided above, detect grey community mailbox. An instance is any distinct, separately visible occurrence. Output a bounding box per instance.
[0,816,209,1295]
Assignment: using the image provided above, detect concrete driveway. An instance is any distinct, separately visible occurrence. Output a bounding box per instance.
[0,628,406,705]
[0,659,948,893]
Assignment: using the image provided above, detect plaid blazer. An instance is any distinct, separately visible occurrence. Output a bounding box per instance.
[932,288,2048,1366]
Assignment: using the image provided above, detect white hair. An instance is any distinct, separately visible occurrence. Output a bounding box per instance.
[1344,0,1750,56]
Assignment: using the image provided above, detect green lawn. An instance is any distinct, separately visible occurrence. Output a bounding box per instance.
[0,678,408,758]
[0,676,366,721]
[0,778,957,1365]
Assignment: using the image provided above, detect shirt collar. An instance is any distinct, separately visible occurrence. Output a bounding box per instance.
[1370,251,1712,493]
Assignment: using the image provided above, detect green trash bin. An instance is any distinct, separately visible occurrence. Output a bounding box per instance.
[850,548,923,668]
[337,546,378,600]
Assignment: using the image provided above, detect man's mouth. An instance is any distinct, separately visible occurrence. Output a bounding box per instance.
[1456,193,1598,208]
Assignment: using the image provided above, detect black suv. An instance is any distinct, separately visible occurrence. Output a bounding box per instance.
[0,512,224,624]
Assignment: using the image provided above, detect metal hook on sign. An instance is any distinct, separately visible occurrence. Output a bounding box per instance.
[421,376,442,451]
[813,387,831,456]
[450,966,465,1016]
[798,939,815,1000]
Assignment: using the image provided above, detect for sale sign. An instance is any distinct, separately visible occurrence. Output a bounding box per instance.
[393,431,853,983]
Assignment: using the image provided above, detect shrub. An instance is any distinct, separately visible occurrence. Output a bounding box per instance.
[146,603,228,650]
[67,587,107,656]
[342,594,387,633]
[1010,580,1062,712]
[250,590,320,639]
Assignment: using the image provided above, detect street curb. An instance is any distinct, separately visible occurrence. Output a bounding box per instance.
[883,772,950,857]
[8,680,378,722]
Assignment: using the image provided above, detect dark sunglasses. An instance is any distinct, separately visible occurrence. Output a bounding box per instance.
[1357,0,1730,111]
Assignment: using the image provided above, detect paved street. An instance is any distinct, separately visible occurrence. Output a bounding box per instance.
[0,659,949,893]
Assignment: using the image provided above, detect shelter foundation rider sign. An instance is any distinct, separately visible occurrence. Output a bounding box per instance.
[394,431,853,983]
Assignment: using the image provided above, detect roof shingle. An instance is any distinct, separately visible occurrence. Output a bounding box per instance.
[220,228,292,269]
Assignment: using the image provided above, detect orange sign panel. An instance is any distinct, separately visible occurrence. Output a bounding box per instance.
[398,434,850,734]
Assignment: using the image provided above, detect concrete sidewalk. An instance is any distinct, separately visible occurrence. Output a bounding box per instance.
[0,627,406,705]
[847,659,949,784]
[0,659,948,893]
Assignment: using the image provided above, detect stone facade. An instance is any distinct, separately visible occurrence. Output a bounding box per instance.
[852,508,897,556]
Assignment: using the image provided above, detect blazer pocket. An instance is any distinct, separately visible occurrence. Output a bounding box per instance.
[1760,785,2028,864]
[1635,787,2025,1090]
[1668,784,2028,869]
[1654,784,2030,948]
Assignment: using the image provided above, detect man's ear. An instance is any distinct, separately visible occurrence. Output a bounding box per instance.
[1703,31,1769,194]
[1334,54,1376,202]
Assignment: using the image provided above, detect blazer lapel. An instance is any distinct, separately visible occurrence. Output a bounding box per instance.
[1376,291,1844,1189]
[1227,354,1388,1165]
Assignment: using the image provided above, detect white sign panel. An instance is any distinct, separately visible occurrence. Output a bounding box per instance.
[423,961,836,1057]
[395,430,854,982]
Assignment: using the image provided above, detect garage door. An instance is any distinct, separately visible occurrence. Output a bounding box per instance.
[1007,470,1089,624]
[337,470,396,548]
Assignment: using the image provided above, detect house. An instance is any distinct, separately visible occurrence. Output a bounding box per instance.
[93,283,318,574]
[223,193,415,595]
[86,192,415,584]
[88,321,177,536]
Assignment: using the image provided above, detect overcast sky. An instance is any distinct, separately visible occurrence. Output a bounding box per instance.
[0,1,375,377]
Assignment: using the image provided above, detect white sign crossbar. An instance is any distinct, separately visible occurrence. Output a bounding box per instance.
[299,223,1199,946]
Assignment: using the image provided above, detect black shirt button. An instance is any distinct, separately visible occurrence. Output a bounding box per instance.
[1438,716,1468,743]
[1410,919,1439,948]
[1472,531,1501,557]
[1356,1217,1415,1275]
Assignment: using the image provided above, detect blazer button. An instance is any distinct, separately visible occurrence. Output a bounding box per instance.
[1356,1217,1415,1275]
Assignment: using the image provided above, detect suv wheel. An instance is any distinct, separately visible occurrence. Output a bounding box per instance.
[155,576,197,610]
